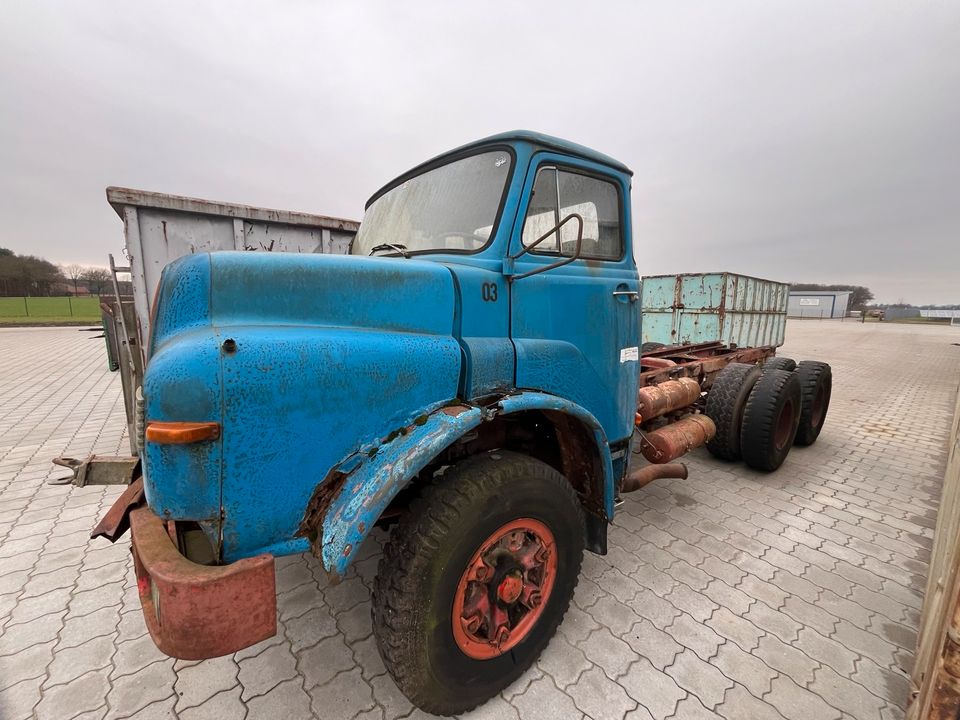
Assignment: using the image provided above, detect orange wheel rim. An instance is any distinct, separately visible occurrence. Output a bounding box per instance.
[451,518,557,660]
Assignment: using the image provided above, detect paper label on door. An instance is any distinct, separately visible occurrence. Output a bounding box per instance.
[619,346,639,363]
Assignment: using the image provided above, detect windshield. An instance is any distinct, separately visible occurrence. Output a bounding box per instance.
[352,150,512,256]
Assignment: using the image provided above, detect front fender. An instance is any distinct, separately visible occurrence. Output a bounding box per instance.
[313,392,614,577]
[315,404,484,576]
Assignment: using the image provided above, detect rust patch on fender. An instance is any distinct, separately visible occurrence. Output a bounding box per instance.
[298,468,352,544]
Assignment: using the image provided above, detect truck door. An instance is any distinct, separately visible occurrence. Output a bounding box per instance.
[508,156,640,444]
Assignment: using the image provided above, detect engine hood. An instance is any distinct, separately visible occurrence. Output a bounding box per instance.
[151,251,459,351]
[144,252,463,561]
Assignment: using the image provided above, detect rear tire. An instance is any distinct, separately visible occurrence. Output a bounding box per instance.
[705,363,763,461]
[371,450,584,716]
[763,356,797,373]
[740,369,802,471]
[794,361,832,446]
[641,341,667,353]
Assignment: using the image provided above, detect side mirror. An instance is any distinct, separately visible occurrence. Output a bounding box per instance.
[507,213,584,282]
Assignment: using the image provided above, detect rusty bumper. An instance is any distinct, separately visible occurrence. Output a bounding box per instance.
[129,506,277,660]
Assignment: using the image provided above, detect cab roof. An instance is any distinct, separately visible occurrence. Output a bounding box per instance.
[365,130,632,209]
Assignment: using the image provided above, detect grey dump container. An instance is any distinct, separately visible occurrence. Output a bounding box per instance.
[641,272,788,348]
[106,187,359,349]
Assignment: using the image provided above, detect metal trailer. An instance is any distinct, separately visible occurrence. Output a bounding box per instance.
[102,188,359,455]
[641,272,789,348]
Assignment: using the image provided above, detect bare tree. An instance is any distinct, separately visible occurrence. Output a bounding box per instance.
[61,263,85,295]
[81,268,111,296]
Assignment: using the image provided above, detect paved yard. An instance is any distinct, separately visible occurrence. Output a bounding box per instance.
[1,320,959,720]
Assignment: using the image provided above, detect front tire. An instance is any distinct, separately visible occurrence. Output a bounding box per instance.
[371,451,585,716]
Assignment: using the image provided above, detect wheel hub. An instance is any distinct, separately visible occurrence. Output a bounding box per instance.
[451,518,557,659]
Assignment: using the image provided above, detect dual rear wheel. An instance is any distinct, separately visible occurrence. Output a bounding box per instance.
[706,358,832,471]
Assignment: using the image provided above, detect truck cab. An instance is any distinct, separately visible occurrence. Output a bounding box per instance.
[117,131,642,714]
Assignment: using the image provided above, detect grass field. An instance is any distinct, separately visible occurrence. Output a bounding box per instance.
[0,296,101,324]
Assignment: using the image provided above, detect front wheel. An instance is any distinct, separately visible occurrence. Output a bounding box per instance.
[372,450,585,716]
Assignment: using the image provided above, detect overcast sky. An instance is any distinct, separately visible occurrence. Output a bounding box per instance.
[2,1,957,304]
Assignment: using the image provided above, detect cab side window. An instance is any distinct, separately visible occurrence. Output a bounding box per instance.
[521,167,621,260]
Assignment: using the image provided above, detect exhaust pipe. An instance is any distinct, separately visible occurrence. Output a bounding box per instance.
[621,463,688,494]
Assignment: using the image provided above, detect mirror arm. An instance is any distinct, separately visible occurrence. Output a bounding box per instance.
[508,213,584,282]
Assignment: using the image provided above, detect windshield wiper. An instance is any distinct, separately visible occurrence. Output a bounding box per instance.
[368,243,410,258]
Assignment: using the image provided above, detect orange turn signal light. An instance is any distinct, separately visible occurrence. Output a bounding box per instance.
[145,421,221,445]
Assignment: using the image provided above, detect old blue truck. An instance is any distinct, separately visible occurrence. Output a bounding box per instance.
[81,131,832,715]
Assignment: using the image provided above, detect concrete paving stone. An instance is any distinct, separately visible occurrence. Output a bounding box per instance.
[7,586,72,626]
[35,668,111,720]
[45,634,116,688]
[558,603,601,644]
[179,686,245,720]
[581,625,639,679]
[573,575,606,611]
[582,593,638,640]
[104,660,176,718]
[308,667,376,719]
[341,637,384,685]
[0,676,43,720]
[795,626,859,676]
[802,565,853,597]
[781,595,839,636]
[121,695,177,719]
[246,677,313,720]
[20,564,82,599]
[732,551,777,581]
[810,666,886,720]
[718,684,788,720]
[605,544,647,576]
[833,620,899,668]
[699,555,746,586]
[115,608,148,644]
[631,563,677,597]
[737,573,788,609]
[110,631,171,681]
[665,560,712,592]
[709,641,777,699]
[284,604,340,653]
[536,633,592,688]
[619,658,685,719]
[56,605,119,650]
[298,633,357,689]
[568,665,636,720]
[672,694,719,720]
[745,601,802,643]
[706,607,763,652]
[755,633,820,685]
[665,611,723,661]
[624,618,682,671]
[702,578,754,616]
[598,567,646,604]
[666,583,718,623]
[238,641,298,700]
[853,656,911,707]
[666,648,733,709]
[337,599,374,642]
[765,675,843,720]
[0,639,54,692]
[174,655,239,711]
[0,609,66,655]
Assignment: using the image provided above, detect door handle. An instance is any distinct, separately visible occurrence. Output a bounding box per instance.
[613,290,639,303]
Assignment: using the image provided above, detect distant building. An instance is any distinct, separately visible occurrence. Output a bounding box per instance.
[787,290,851,319]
